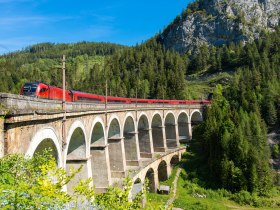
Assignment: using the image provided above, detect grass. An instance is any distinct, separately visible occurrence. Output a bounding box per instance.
[145,193,168,209]
[174,176,229,210]
[144,165,180,209]
[185,72,233,99]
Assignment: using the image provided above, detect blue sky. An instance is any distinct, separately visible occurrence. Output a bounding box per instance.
[0,0,192,54]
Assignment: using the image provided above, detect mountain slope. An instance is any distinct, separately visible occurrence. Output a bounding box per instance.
[158,0,280,53]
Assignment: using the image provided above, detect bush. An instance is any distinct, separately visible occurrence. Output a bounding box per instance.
[0,150,145,209]
[231,190,280,208]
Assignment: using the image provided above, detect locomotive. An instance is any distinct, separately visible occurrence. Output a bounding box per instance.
[20,81,210,105]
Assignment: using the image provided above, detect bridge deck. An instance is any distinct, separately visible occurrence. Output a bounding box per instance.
[0,93,207,115]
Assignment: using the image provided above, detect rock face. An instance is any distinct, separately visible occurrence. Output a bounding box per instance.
[159,0,280,53]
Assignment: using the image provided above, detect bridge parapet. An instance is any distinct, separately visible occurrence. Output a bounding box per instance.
[0,93,207,114]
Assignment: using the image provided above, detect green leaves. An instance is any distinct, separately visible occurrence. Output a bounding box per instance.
[199,84,273,194]
[95,176,144,210]
[0,150,146,209]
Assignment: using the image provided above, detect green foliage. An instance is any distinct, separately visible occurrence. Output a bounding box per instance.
[0,150,72,209]
[200,85,273,194]
[173,140,280,209]
[192,29,280,195]
[0,150,147,209]
[0,39,188,100]
[94,176,144,210]
[272,144,280,159]
[231,190,280,207]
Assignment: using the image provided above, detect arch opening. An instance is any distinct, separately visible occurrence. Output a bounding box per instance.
[145,168,156,193]
[178,112,190,143]
[170,155,180,169]
[123,116,139,165]
[67,127,86,159]
[152,114,165,152]
[158,160,168,182]
[190,111,203,140]
[91,122,105,147]
[90,122,110,189]
[191,111,203,124]
[108,118,125,177]
[66,127,87,193]
[138,115,152,157]
[108,119,121,139]
[131,178,142,199]
[164,113,177,148]
[33,138,59,165]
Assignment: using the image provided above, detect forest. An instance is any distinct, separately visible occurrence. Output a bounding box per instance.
[191,27,280,202]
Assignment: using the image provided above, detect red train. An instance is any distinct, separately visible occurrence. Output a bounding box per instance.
[20,82,210,105]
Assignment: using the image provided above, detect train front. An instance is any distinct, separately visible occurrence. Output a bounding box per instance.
[20,82,40,97]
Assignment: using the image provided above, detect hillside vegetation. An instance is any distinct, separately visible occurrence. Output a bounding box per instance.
[148,27,280,209]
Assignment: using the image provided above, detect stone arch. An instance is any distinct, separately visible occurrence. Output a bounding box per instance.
[26,127,62,167]
[108,116,121,139]
[138,113,152,157]
[108,116,126,177]
[158,160,168,182]
[131,178,143,199]
[190,110,203,140]
[90,117,110,189]
[123,113,137,133]
[151,112,165,152]
[90,117,106,147]
[190,109,203,124]
[164,112,177,148]
[170,155,180,169]
[123,114,139,166]
[65,120,89,193]
[145,168,156,193]
[178,111,191,142]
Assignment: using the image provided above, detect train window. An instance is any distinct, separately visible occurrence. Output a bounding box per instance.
[77,96,101,102]
[108,100,122,103]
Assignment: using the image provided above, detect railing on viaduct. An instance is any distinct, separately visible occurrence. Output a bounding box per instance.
[0,93,207,193]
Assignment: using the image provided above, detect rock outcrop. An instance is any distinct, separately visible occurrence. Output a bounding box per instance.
[159,0,280,53]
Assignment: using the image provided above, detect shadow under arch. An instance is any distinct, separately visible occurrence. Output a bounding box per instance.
[151,113,165,152]
[190,110,203,140]
[145,168,156,193]
[131,178,143,199]
[178,112,191,142]
[138,114,152,158]
[158,160,168,182]
[123,115,139,166]
[170,155,180,169]
[108,118,126,177]
[164,112,177,148]
[33,138,59,165]
[65,122,88,194]
[90,120,110,190]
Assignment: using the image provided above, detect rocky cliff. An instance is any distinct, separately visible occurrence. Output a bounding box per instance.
[159,0,280,53]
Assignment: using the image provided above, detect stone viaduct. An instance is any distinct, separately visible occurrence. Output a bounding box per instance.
[0,93,206,193]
